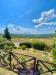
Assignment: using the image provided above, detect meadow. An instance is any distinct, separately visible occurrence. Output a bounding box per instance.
[0,36,56,75]
[12,37,53,60]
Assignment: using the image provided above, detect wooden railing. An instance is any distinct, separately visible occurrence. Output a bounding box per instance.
[0,51,56,75]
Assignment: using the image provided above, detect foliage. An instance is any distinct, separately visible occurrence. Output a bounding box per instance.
[0,37,6,49]
[4,45,13,52]
[52,31,56,69]
[19,55,27,62]
[18,46,22,49]
[32,41,48,50]
[52,47,56,69]
[19,42,32,48]
[0,37,6,42]
[20,45,26,50]
[4,45,9,50]
[14,46,17,49]
[3,27,11,41]
[0,37,14,50]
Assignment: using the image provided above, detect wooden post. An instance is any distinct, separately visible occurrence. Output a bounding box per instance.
[9,51,12,68]
[33,57,36,75]
[36,60,40,75]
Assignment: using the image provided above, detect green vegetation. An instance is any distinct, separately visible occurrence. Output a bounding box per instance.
[19,55,27,62]
[19,41,51,51]
[19,42,32,48]
[32,41,49,50]
[52,37,56,69]
[0,36,14,52]
[11,34,56,38]
[3,27,11,41]
[0,32,56,75]
[20,45,26,50]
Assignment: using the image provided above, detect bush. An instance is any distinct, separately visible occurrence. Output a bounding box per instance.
[52,37,56,69]
[19,55,27,62]
[20,45,26,50]
[19,55,27,67]
[14,46,17,49]
[0,40,14,49]
[19,42,32,48]
[4,45,9,50]
[51,32,56,70]
[4,45,13,52]
[0,37,6,49]
[52,46,56,70]
[32,41,48,50]
[18,46,22,49]
[0,37,6,42]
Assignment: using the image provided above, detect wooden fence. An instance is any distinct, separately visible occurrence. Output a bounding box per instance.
[0,51,56,75]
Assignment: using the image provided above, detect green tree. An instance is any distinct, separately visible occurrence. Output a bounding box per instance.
[3,27,11,41]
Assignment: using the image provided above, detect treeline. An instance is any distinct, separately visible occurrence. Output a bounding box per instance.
[7,34,56,38]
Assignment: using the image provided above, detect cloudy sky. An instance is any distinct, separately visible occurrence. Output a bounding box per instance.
[0,0,56,34]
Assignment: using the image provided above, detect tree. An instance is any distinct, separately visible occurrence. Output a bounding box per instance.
[3,27,11,41]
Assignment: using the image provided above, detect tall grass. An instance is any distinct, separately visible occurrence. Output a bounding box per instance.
[32,41,50,51]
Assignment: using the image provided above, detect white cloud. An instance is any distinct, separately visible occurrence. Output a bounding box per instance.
[1,23,56,34]
[33,9,56,28]
[34,22,56,28]
[7,24,38,34]
[44,22,56,25]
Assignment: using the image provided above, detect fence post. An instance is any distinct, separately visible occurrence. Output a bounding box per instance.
[9,51,12,68]
[33,57,36,75]
[36,60,40,75]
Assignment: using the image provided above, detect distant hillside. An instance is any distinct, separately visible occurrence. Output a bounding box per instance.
[0,33,56,38]
[11,34,56,38]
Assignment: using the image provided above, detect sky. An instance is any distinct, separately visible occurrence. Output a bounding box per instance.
[0,0,56,34]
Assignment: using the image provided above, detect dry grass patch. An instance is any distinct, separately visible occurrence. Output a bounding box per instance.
[14,48,50,61]
[0,67,17,75]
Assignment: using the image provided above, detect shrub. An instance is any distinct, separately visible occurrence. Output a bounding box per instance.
[4,45,9,50]
[52,46,56,70]
[19,42,32,48]
[52,36,56,70]
[4,41,14,47]
[4,45,13,52]
[0,37,6,42]
[20,45,26,50]
[0,37,6,49]
[19,55,27,62]
[14,46,17,49]
[18,46,21,49]
[19,55,27,67]
[32,41,48,50]
[0,40,14,50]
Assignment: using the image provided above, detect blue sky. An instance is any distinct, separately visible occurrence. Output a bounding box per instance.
[0,0,56,34]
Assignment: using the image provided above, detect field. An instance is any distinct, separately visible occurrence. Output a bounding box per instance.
[0,37,56,75]
[12,37,54,62]
[12,37,53,45]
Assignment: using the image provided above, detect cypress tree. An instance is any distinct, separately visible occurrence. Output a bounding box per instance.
[3,27,11,41]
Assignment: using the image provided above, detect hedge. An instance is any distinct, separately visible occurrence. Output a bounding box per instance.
[19,42,32,48]
[32,41,49,50]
